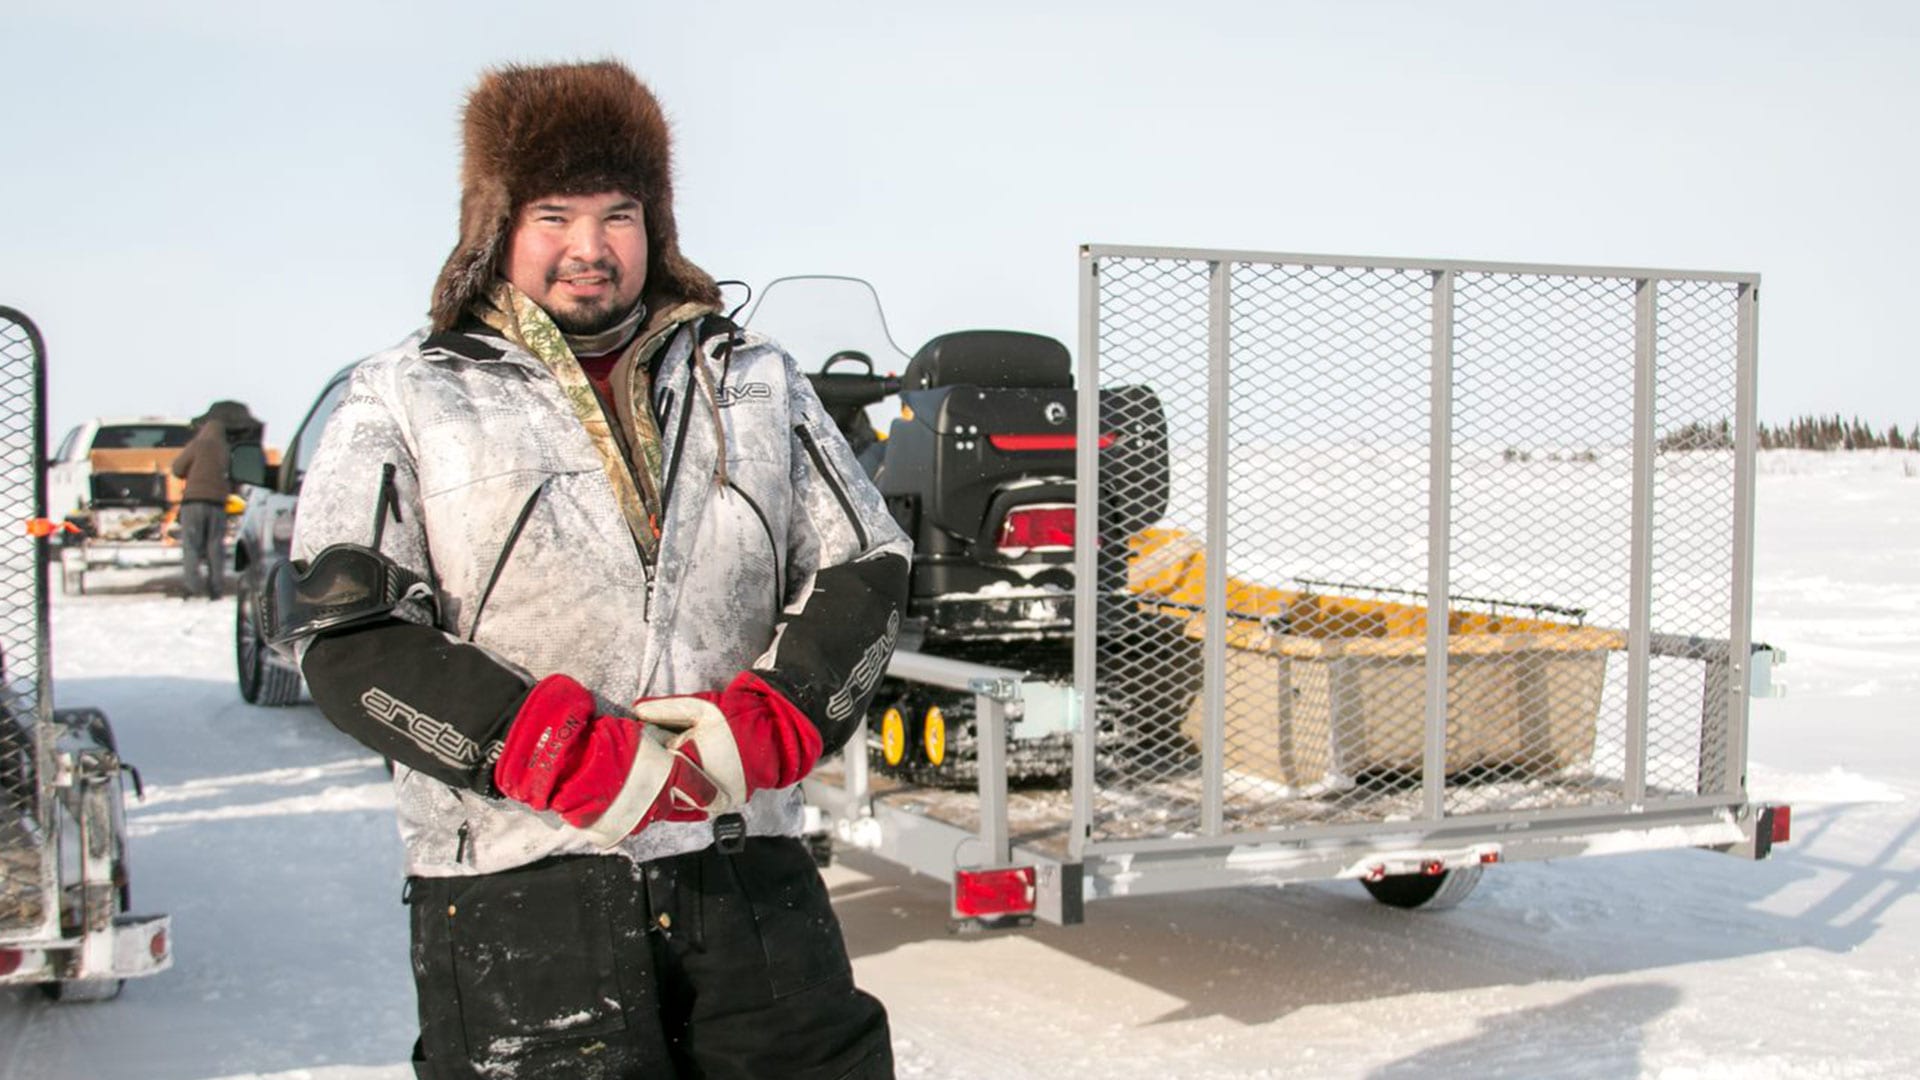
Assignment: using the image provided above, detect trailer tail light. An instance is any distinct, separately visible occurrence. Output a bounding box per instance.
[1770,805,1792,844]
[996,505,1075,555]
[987,433,1117,452]
[0,948,22,977]
[954,866,1037,919]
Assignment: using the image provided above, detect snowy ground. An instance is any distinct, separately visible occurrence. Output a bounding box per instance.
[2,450,1916,1079]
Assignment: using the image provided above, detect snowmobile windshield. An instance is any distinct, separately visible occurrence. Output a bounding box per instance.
[743,275,912,378]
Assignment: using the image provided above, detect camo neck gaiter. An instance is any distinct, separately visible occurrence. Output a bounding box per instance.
[476,281,665,567]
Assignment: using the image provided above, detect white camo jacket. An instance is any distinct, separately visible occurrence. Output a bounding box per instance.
[292,317,910,877]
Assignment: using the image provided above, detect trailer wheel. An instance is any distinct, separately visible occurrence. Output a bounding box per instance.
[1361,864,1483,911]
[235,583,301,706]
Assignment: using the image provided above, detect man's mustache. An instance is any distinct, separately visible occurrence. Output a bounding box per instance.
[548,259,621,286]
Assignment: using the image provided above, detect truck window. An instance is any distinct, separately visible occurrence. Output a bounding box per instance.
[52,426,81,463]
[92,424,192,450]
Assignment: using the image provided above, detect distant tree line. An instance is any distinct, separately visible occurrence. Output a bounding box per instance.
[1757,415,1919,451]
[1654,416,1920,452]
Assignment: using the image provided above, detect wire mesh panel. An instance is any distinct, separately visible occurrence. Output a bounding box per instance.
[1445,272,1639,816]
[0,306,52,940]
[1648,280,1743,798]
[1086,258,1211,836]
[1079,248,1757,848]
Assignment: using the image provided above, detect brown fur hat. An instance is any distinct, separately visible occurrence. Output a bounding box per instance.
[428,59,720,331]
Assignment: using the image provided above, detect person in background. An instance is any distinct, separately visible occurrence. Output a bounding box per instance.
[169,411,230,600]
[272,60,908,1078]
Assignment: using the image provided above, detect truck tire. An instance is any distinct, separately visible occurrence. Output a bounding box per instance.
[235,583,301,706]
[1361,864,1483,911]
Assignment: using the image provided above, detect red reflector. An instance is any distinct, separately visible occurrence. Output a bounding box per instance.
[954,866,1037,918]
[151,928,168,961]
[997,505,1075,553]
[986,433,1118,452]
[0,948,22,977]
[1770,805,1792,844]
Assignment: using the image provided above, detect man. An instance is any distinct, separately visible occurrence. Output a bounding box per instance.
[169,413,230,600]
[275,60,908,1079]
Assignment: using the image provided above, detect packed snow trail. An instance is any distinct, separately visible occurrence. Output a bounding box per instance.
[2,452,1917,1078]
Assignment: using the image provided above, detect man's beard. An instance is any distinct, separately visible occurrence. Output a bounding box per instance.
[546,260,640,335]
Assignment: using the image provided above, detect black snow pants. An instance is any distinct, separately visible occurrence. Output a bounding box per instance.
[404,836,893,1080]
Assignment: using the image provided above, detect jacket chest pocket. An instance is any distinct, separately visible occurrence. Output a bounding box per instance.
[421,468,648,630]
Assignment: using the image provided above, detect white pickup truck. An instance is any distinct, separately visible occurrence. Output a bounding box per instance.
[46,416,196,540]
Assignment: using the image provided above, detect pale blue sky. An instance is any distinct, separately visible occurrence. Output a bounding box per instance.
[3,1,1914,442]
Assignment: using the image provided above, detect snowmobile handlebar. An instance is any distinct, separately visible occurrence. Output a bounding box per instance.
[807,351,901,434]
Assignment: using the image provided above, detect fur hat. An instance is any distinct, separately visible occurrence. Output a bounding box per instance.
[429,59,720,331]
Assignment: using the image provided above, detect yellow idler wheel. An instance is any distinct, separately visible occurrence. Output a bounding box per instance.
[922,704,947,767]
[879,706,908,767]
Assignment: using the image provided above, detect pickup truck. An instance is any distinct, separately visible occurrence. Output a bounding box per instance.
[46,416,195,543]
[48,405,265,594]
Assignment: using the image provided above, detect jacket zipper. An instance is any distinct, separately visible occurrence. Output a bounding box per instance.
[724,479,784,626]
[794,425,870,551]
[656,350,701,534]
[372,463,402,550]
[466,478,549,640]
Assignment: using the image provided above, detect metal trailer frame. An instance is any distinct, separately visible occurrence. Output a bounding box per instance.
[0,305,172,995]
[802,247,1785,926]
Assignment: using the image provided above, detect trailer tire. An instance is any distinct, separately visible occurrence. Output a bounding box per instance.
[236,582,302,706]
[1362,864,1483,911]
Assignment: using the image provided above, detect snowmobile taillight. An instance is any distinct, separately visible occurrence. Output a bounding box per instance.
[953,866,1037,919]
[987,433,1117,452]
[0,948,22,976]
[996,504,1076,555]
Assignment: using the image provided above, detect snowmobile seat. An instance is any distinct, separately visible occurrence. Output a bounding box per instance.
[900,331,1071,391]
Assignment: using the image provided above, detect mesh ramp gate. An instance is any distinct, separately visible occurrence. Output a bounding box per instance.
[0,306,54,942]
[1074,247,1757,853]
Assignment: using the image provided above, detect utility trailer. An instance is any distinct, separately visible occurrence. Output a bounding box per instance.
[0,307,172,998]
[803,246,1789,927]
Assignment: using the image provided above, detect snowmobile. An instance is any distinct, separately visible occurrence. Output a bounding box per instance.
[746,277,1199,785]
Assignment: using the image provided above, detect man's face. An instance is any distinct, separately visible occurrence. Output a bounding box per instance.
[503,192,648,335]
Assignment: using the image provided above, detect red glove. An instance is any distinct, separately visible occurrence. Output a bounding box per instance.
[492,671,822,844]
[493,675,718,843]
[650,670,822,794]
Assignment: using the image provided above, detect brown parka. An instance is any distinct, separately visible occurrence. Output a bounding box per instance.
[170,421,230,503]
